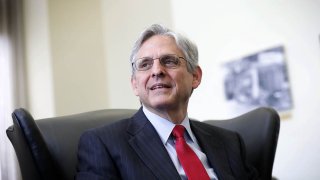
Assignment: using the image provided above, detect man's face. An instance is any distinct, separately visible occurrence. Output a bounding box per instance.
[131,35,202,112]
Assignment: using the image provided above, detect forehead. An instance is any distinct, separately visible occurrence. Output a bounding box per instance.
[137,35,183,58]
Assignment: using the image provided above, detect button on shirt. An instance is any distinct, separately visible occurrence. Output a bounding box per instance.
[143,107,218,180]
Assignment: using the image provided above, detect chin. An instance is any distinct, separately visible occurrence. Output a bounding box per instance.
[151,100,175,109]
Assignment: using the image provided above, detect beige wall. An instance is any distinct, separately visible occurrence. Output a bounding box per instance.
[24,0,173,116]
[23,0,320,179]
[48,0,108,115]
[24,0,55,118]
[101,0,173,109]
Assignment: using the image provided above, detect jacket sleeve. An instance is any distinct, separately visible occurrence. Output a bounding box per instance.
[75,130,121,180]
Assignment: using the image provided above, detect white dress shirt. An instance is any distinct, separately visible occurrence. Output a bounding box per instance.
[143,107,218,180]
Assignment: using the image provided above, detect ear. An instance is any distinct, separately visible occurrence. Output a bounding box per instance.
[192,66,202,89]
[131,75,139,96]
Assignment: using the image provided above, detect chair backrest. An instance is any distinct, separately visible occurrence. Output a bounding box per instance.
[7,107,279,180]
[203,107,280,180]
[6,108,137,180]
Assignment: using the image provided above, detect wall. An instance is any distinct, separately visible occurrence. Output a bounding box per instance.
[23,0,55,119]
[23,0,320,179]
[25,0,173,116]
[100,0,173,108]
[48,0,109,115]
[171,1,320,179]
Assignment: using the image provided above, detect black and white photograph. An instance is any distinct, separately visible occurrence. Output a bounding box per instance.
[223,46,293,112]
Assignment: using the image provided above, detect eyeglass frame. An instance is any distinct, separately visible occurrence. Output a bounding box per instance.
[132,54,187,71]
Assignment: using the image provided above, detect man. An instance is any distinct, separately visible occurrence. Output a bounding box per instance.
[76,24,258,180]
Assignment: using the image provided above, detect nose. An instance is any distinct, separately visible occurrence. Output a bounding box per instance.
[151,59,165,78]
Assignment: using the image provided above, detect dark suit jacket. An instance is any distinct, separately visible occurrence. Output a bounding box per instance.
[76,108,258,180]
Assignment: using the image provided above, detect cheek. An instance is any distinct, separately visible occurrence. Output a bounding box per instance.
[177,73,193,87]
[131,77,139,96]
[131,75,148,96]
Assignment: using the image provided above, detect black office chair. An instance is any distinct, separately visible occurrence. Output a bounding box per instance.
[204,107,280,180]
[6,108,137,180]
[6,107,279,180]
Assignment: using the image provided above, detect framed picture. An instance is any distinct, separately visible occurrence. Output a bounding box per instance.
[223,46,293,112]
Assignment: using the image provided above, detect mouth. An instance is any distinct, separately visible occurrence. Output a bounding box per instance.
[150,83,171,90]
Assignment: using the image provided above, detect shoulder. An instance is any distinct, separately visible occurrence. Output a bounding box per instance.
[191,120,239,137]
[77,117,134,157]
[79,108,147,144]
[191,120,243,149]
[82,117,132,140]
[191,121,259,179]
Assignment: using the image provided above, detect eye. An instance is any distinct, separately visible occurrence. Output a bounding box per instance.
[161,55,179,67]
[137,58,153,70]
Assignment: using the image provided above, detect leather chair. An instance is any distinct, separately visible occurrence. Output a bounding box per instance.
[203,107,280,180]
[6,108,137,180]
[6,107,279,180]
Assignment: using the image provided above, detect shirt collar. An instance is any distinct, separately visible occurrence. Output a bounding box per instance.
[142,106,196,145]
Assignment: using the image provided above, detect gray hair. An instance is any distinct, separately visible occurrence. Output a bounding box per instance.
[130,24,199,74]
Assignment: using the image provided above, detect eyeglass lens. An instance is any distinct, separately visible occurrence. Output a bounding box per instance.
[135,54,183,71]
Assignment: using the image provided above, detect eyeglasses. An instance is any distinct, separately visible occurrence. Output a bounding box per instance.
[132,54,186,71]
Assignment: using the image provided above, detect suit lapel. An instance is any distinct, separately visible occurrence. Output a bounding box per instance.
[127,109,180,179]
[191,121,235,180]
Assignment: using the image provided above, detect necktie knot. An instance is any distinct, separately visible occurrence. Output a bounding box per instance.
[172,125,185,139]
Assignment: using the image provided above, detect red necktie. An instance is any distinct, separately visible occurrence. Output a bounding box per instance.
[172,125,210,180]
